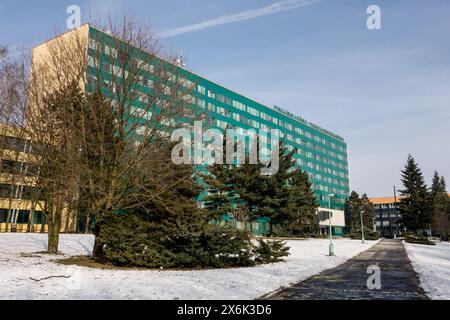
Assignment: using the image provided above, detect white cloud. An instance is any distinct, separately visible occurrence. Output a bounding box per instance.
[160,0,323,38]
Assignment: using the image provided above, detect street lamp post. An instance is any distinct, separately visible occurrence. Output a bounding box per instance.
[360,210,365,244]
[328,193,336,256]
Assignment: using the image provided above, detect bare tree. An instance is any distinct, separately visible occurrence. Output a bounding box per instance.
[26,18,201,254]
[0,45,36,233]
[81,18,200,258]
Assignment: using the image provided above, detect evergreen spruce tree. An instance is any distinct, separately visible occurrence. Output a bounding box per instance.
[431,171,444,199]
[344,191,377,239]
[231,143,318,236]
[202,164,235,220]
[399,155,432,233]
[96,139,290,268]
[360,193,376,233]
[202,139,319,237]
[202,130,237,220]
[344,191,361,229]
[279,168,318,234]
[96,140,255,268]
[234,145,294,234]
[431,171,450,241]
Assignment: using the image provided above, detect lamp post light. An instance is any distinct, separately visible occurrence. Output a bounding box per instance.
[360,210,365,244]
[328,193,336,256]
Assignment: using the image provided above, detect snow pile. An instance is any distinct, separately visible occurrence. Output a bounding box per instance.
[405,241,450,300]
[0,233,377,300]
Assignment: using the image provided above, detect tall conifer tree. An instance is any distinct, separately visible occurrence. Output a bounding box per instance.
[399,155,432,232]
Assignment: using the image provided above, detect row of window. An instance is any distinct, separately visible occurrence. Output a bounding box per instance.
[0,160,39,176]
[120,100,349,179]
[0,184,38,200]
[0,209,46,224]
[317,187,348,198]
[318,193,347,204]
[92,46,348,167]
[377,212,402,218]
[198,90,346,154]
[374,203,398,209]
[203,102,347,161]
[210,127,348,183]
[210,116,348,176]
[90,37,347,156]
[0,136,34,153]
[89,37,349,183]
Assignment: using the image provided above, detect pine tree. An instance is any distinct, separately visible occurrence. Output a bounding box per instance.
[279,168,318,233]
[96,140,250,268]
[344,191,377,239]
[202,164,235,220]
[202,131,237,220]
[231,143,318,236]
[431,171,449,241]
[399,155,432,233]
[345,191,361,229]
[431,171,443,199]
[360,193,376,232]
[202,138,318,237]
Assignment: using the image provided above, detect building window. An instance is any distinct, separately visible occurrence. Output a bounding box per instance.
[207,90,215,99]
[208,103,215,112]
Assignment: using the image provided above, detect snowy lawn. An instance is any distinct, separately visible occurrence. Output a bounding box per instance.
[405,241,450,300]
[0,233,377,300]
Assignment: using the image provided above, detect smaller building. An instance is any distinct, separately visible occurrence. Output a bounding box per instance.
[0,123,76,233]
[318,208,345,236]
[370,194,450,238]
[370,197,402,238]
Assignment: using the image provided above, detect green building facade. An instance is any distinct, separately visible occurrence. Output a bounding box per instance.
[40,25,349,235]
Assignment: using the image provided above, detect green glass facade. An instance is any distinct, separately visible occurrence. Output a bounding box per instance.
[86,25,349,210]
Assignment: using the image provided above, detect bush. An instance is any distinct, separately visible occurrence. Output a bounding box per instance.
[345,230,379,241]
[271,226,293,238]
[404,234,436,246]
[309,233,329,239]
[96,213,290,269]
[253,239,290,264]
[196,225,256,268]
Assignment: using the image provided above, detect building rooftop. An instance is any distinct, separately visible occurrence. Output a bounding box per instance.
[370,194,450,205]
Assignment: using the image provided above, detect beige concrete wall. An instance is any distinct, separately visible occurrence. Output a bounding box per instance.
[0,223,48,233]
[30,24,90,117]
[32,24,89,83]
[318,208,346,227]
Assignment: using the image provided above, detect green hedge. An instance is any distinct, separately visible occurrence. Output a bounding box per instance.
[96,213,290,269]
[404,234,436,246]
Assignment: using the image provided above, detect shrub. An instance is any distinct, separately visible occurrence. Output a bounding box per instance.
[345,229,379,241]
[404,234,436,246]
[253,239,290,264]
[96,213,290,269]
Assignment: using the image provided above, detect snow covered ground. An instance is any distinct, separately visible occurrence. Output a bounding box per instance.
[0,233,377,300]
[405,241,450,300]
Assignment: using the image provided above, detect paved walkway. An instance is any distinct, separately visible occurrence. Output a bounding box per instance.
[264,239,428,300]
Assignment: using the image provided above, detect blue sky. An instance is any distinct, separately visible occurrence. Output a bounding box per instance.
[1,0,449,196]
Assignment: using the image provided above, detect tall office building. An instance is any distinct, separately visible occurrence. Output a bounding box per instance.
[32,24,350,235]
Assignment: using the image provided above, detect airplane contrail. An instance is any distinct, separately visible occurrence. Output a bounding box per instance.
[160,0,323,38]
